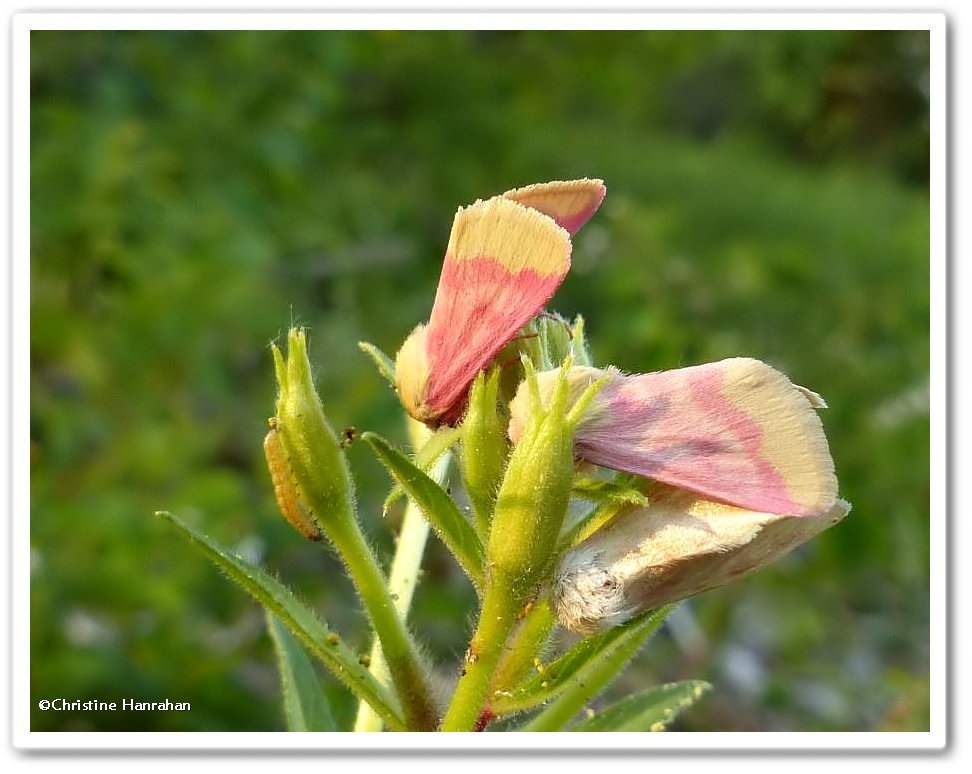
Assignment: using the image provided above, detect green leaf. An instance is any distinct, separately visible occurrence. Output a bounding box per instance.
[490,600,557,695]
[382,426,461,515]
[157,511,406,731]
[570,681,711,732]
[559,475,650,550]
[266,611,338,731]
[362,432,484,590]
[515,606,674,730]
[460,369,507,539]
[570,475,650,508]
[569,315,593,366]
[557,500,623,552]
[358,341,397,386]
[491,606,668,716]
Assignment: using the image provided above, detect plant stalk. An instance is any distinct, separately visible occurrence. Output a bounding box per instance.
[489,600,556,703]
[323,512,438,731]
[440,577,519,731]
[354,420,448,732]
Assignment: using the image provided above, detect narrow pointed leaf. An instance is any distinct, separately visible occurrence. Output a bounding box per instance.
[570,681,711,732]
[158,511,405,730]
[570,474,649,508]
[362,433,484,589]
[358,341,397,386]
[558,474,652,551]
[490,601,557,696]
[557,500,624,552]
[266,612,338,731]
[515,606,673,730]
[491,606,670,716]
[569,315,593,367]
[382,426,461,514]
[356,422,452,732]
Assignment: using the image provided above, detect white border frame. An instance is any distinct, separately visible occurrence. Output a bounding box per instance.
[11,10,947,752]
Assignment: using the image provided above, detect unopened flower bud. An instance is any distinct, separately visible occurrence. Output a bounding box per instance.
[488,359,607,603]
[270,329,355,530]
[553,486,851,634]
[534,313,574,369]
[460,369,507,529]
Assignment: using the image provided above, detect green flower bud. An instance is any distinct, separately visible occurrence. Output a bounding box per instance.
[495,313,591,408]
[535,313,573,369]
[487,358,607,604]
[460,369,508,536]
[271,328,355,528]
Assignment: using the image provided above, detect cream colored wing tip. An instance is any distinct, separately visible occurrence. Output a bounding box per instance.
[795,384,829,409]
[831,499,852,522]
[504,178,606,194]
[453,194,571,242]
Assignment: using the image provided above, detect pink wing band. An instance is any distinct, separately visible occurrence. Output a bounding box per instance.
[554,187,607,235]
[504,180,607,236]
[576,364,807,515]
[423,255,564,421]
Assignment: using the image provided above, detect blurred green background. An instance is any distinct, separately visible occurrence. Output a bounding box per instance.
[30,30,930,732]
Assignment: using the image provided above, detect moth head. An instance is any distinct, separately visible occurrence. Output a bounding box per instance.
[395,324,434,424]
[551,545,633,635]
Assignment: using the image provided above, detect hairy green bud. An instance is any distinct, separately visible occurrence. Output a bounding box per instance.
[271,328,355,530]
[487,357,602,604]
[461,369,508,538]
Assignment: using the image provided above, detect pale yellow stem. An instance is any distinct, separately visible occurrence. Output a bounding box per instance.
[354,418,450,731]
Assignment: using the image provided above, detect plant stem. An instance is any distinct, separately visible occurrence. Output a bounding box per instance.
[473,507,491,546]
[489,600,556,702]
[521,605,672,731]
[354,421,447,732]
[440,577,519,731]
[272,332,437,728]
[350,503,430,732]
[324,513,438,731]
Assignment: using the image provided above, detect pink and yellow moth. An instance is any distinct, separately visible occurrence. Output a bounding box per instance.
[553,484,851,634]
[395,179,605,427]
[509,358,839,518]
[502,178,607,235]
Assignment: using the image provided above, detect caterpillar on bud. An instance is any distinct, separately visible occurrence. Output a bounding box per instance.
[263,420,322,542]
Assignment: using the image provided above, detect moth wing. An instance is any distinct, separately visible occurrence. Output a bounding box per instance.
[503,179,606,235]
[422,197,572,421]
[554,488,850,632]
[578,358,838,516]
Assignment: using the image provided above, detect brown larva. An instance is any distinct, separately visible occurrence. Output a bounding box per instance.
[263,424,322,542]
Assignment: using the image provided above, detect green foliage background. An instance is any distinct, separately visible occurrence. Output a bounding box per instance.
[30,30,930,732]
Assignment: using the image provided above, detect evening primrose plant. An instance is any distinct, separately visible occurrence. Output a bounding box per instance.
[159,179,847,732]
